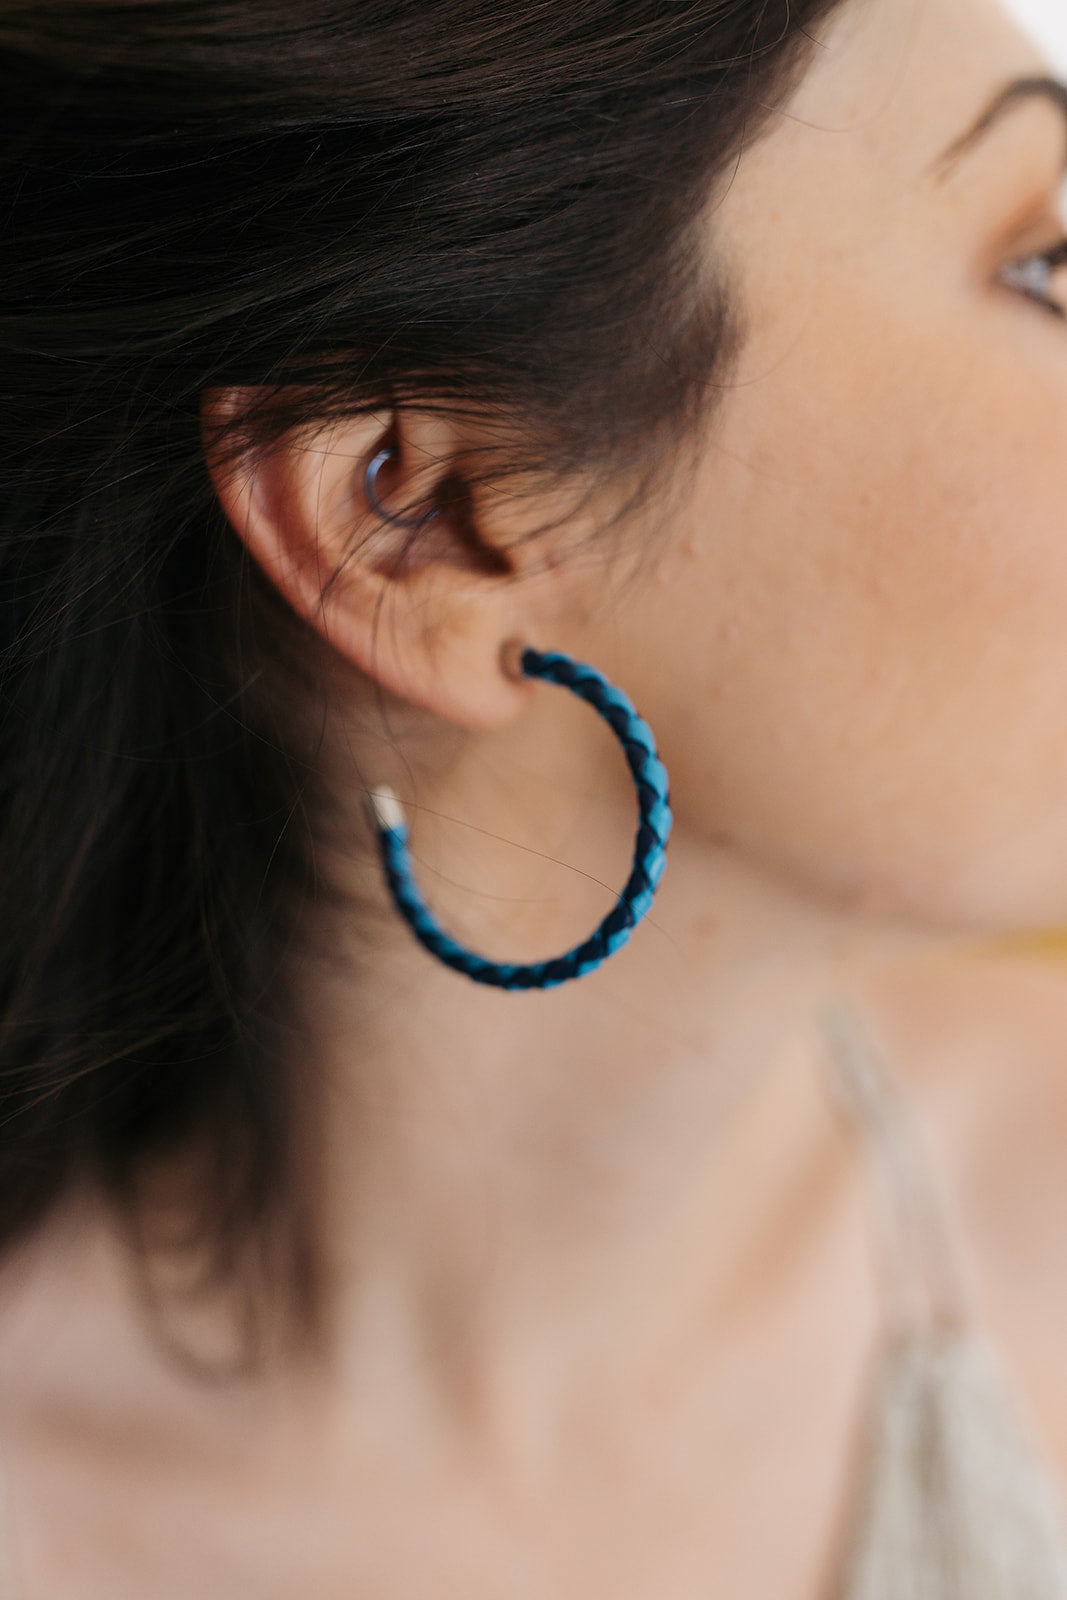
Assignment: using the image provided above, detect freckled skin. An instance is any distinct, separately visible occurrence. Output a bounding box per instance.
[592,0,1067,930]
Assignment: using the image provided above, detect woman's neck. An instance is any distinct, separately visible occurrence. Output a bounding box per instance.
[293,816,938,1434]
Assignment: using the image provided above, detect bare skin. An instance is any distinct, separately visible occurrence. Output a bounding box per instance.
[4,0,1067,1593]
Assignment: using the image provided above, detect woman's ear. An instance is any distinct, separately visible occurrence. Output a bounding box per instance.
[202,400,538,728]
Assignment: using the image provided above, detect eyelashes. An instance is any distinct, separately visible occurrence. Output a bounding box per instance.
[1001,239,1067,318]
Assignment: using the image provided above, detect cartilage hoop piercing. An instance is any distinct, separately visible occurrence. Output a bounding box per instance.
[365,446,440,532]
[367,648,673,990]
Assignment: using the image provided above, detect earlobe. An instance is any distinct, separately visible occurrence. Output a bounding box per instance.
[202,398,535,729]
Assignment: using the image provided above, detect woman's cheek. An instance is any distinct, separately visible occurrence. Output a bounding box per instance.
[629,304,1067,925]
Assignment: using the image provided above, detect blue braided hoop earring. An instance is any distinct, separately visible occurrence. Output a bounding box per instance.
[363,447,672,989]
[368,652,672,991]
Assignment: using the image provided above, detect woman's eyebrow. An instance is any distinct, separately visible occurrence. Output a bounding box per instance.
[933,75,1067,178]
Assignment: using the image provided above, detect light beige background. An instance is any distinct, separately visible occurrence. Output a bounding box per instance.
[1003,0,1067,71]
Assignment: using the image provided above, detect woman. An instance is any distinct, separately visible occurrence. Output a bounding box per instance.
[2,0,1067,1591]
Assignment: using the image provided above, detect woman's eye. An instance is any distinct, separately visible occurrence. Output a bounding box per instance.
[1000,241,1067,318]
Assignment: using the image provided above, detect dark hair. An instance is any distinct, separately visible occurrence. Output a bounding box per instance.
[0,0,842,1353]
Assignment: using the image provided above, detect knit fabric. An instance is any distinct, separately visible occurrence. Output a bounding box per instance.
[834,1327,1067,1600]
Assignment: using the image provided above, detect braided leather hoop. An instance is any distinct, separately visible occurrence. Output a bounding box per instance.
[368,648,673,990]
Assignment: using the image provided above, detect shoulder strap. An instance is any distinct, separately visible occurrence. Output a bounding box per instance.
[819,1000,970,1337]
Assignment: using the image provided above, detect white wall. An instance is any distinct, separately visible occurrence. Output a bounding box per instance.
[1002,0,1067,73]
